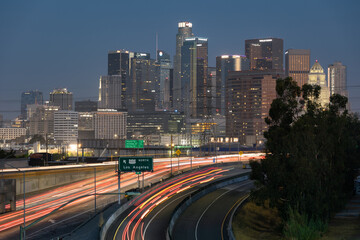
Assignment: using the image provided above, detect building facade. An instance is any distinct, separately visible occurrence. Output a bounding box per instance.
[108,50,133,109]
[75,100,98,112]
[94,110,127,139]
[328,61,347,97]
[49,88,73,110]
[98,75,124,110]
[208,67,217,116]
[181,37,209,118]
[29,105,60,138]
[54,111,78,143]
[0,128,26,140]
[285,49,311,88]
[157,50,172,110]
[226,70,283,146]
[129,57,159,112]
[308,61,330,107]
[215,55,249,116]
[245,38,284,70]
[20,90,43,119]
[78,112,95,140]
[127,111,185,139]
[173,22,194,110]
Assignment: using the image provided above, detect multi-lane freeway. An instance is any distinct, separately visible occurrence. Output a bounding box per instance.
[172,181,253,240]
[0,153,262,239]
[105,166,251,240]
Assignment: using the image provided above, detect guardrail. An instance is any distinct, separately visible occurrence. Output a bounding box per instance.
[227,194,250,240]
[166,172,250,240]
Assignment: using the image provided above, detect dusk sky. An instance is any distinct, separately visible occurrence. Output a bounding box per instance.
[1,0,359,120]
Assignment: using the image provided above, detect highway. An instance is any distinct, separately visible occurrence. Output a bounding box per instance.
[172,180,253,240]
[105,165,250,240]
[0,153,262,239]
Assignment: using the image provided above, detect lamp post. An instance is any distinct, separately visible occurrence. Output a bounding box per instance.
[170,135,173,176]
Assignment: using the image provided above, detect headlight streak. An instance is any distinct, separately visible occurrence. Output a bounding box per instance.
[118,167,229,240]
[0,154,259,235]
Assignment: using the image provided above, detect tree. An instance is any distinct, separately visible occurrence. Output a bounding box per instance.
[29,134,46,144]
[250,77,360,221]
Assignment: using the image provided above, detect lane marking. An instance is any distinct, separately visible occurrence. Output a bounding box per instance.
[220,194,249,240]
[194,181,252,240]
[142,190,198,239]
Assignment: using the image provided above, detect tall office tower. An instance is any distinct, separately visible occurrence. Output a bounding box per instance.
[181,37,209,119]
[29,105,59,138]
[308,61,330,107]
[0,114,3,127]
[49,88,73,110]
[215,55,249,116]
[169,68,174,108]
[94,110,127,139]
[226,70,283,146]
[245,38,284,70]
[20,90,43,119]
[54,111,78,143]
[129,57,159,112]
[157,50,172,110]
[173,22,194,110]
[208,67,216,116]
[108,50,131,76]
[75,100,98,112]
[98,75,124,110]
[328,62,348,97]
[285,49,311,87]
[108,50,133,109]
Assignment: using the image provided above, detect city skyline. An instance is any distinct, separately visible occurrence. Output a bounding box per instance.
[1,0,359,119]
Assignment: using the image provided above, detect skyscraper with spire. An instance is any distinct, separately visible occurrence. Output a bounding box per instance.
[308,60,330,107]
[173,22,194,111]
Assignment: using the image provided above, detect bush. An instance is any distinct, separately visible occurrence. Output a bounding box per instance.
[284,208,327,240]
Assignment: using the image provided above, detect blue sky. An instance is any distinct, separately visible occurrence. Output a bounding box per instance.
[1,0,359,119]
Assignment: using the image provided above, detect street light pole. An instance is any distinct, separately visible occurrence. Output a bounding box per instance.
[23,171,25,239]
[94,168,96,213]
[170,135,173,176]
[190,132,193,170]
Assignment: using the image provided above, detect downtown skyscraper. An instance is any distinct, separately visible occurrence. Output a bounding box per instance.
[173,22,194,111]
[328,61,347,97]
[20,90,43,119]
[308,61,330,107]
[105,50,132,110]
[285,49,311,87]
[245,38,284,70]
[181,37,209,119]
[157,50,172,110]
[49,88,73,110]
[216,55,249,116]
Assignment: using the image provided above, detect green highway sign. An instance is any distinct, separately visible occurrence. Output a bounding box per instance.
[119,157,153,172]
[125,140,144,148]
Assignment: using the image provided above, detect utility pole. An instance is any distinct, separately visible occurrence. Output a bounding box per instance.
[190,131,193,170]
[45,134,48,166]
[94,168,96,213]
[170,135,173,176]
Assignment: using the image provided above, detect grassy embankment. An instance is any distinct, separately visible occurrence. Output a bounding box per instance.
[232,201,360,240]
